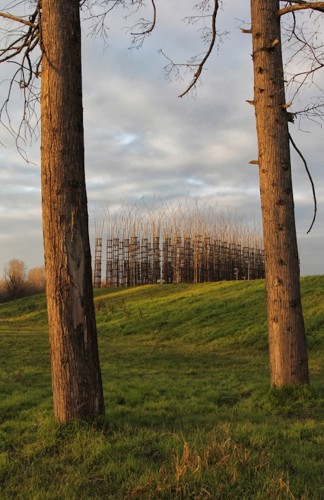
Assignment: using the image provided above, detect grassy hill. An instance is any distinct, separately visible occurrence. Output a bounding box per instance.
[0,277,323,498]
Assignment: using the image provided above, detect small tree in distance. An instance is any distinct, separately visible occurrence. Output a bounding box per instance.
[3,258,27,300]
[1,262,46,301]
[1,262,46,300]
[27,266,46,295]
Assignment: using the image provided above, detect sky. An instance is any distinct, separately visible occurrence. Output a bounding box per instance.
[0,1,323,276]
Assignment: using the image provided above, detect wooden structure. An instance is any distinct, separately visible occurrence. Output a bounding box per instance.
[93,235,265,288]
[93,237,103,288]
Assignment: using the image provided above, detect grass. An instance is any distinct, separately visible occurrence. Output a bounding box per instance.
[0,276,323,498]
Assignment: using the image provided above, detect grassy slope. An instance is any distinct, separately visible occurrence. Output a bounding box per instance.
[0,277,323,499]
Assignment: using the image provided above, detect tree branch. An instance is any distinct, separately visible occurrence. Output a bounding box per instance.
[289,133,317,233]
[130,0,156,37]
[178,0,219,98]
[278,2,324,16]
[0,11,37,28]
[0,2,41,159]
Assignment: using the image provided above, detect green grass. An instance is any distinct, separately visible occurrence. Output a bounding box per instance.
[0,277,323,499]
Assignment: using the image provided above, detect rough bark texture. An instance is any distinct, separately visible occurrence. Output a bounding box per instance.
[251,0,309,386]
[41,0,105,421]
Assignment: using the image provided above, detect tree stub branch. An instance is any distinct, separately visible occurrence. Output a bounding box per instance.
[0,11,37,28]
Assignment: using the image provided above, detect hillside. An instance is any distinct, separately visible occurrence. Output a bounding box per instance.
[0,276,323,498]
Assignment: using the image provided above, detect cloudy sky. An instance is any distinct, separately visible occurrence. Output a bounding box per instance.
[0,1,323,276]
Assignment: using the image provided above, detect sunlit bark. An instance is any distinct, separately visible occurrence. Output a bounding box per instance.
[251,0,309,386]
[41,0,105,421]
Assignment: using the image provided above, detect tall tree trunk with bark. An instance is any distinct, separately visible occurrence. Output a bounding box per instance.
[41,0,105,421]
[251,0,309,386]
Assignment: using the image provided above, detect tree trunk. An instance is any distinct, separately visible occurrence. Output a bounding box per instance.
[251,0,309,386]
[41,0,105,421]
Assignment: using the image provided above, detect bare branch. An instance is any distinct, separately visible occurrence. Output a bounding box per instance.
[130,0,156,37]
[0,2,41,158]
[179,0,220,98]
[293,99,324,124]
[278,2,324,16]
[160,49,202,91]
[0,11,37,29]
[289,133,317,233]
[81,1,124,40]
[280,5,324,122]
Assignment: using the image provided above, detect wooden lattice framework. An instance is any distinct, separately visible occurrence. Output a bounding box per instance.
[93,235,265,288]
[93,237,102,288]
